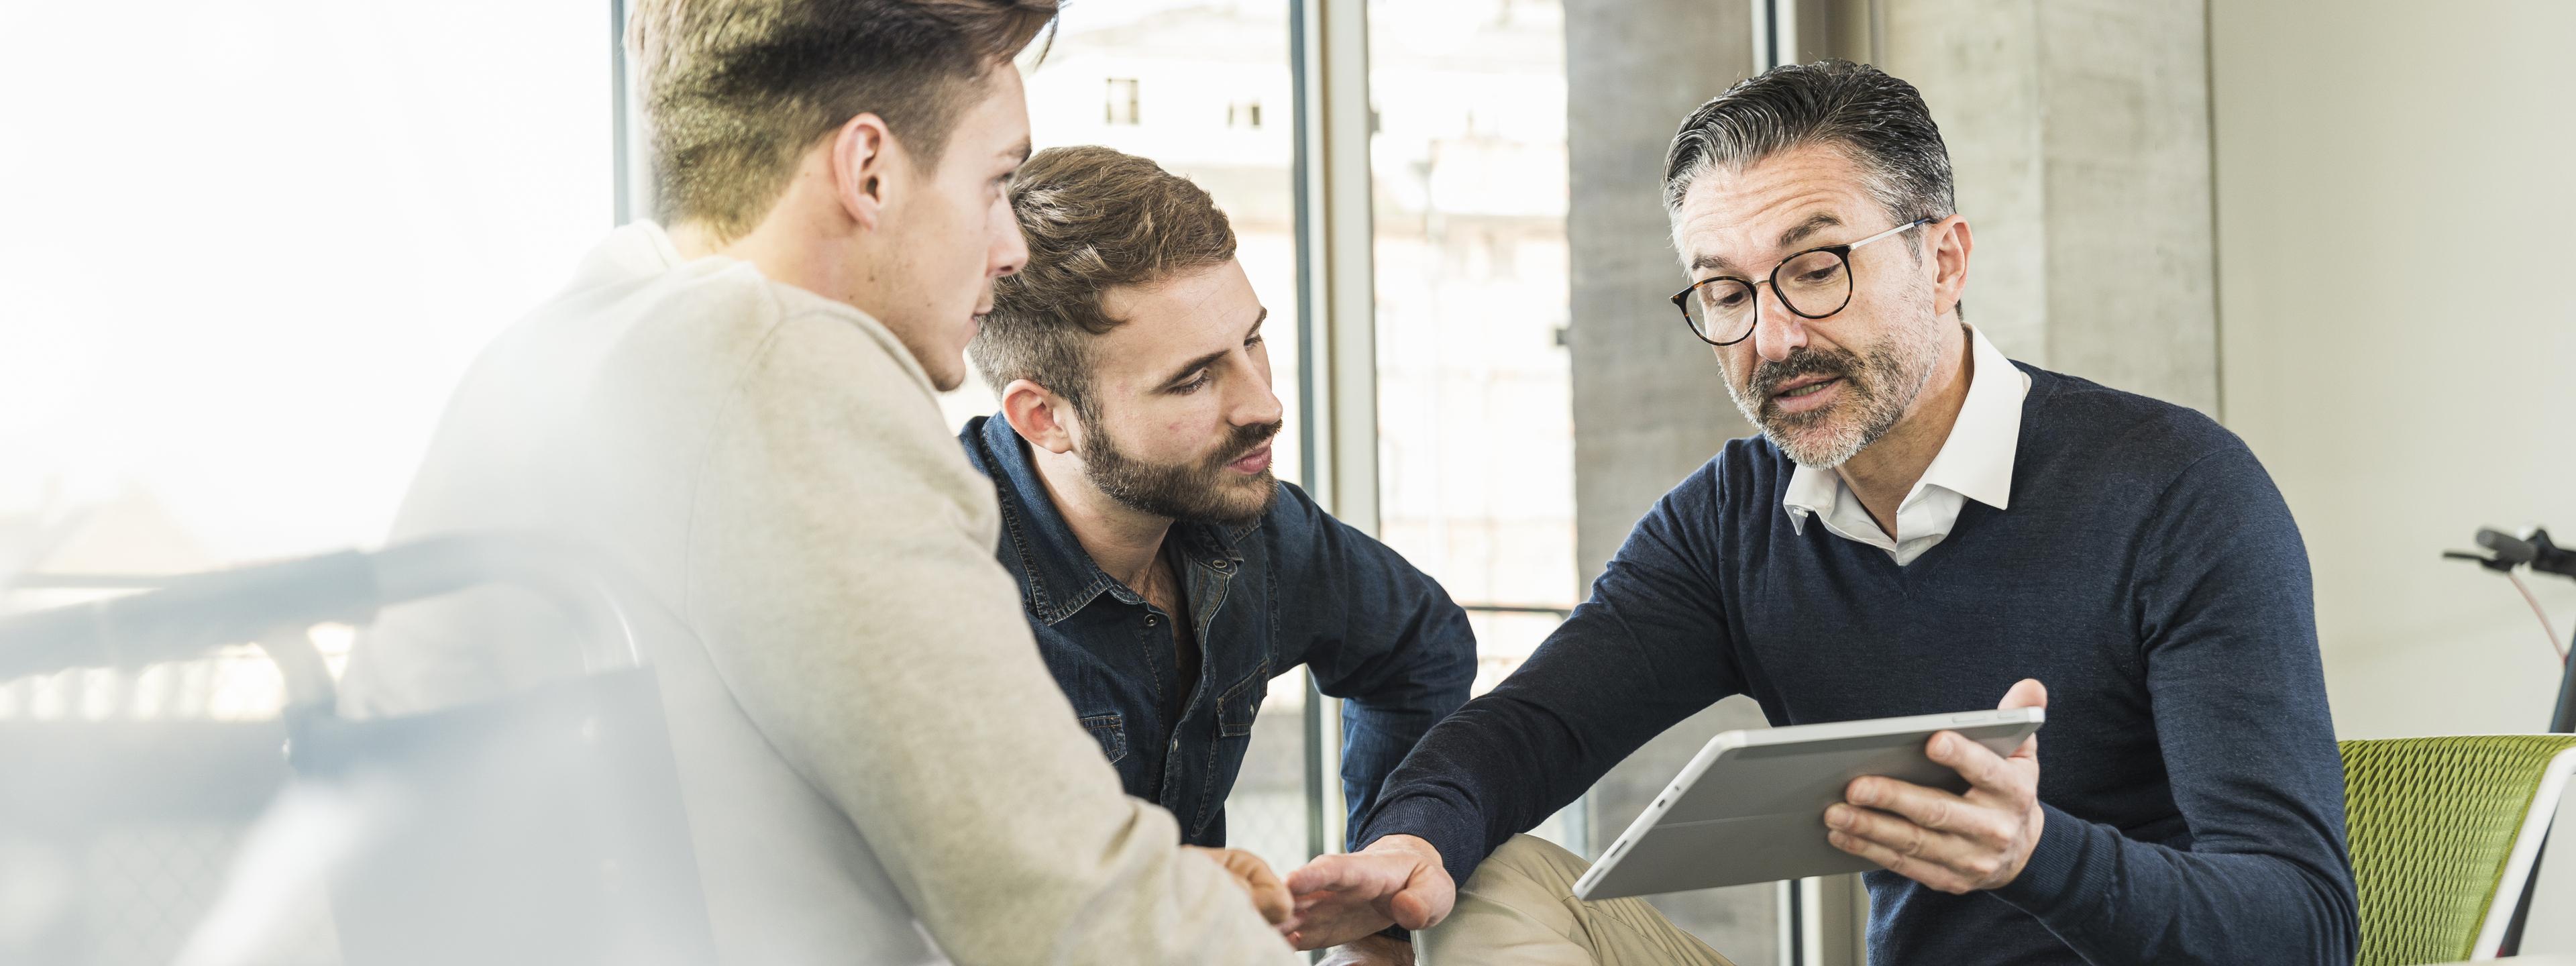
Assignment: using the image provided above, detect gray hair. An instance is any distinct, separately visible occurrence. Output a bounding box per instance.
[1663,60,1956,242]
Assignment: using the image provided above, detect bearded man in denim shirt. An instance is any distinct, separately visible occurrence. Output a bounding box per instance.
[959,146,1476,962]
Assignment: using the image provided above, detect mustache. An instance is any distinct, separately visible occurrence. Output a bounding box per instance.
[1749,347,1860,398]
[1209,419,1285,468]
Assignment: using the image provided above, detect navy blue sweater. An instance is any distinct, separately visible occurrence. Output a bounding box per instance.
[1357,364,2357,965]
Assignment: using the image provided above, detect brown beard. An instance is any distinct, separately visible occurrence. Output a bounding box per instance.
[1079,415,1285,524]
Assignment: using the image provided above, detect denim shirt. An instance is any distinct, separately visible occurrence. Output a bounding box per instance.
[961,415,1477,848]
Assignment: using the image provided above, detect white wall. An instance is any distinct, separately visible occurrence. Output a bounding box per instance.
[2213,5,2576,947]
[2212,1,2576,743]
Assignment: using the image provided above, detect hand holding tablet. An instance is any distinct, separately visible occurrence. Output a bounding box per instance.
[1824,678,2051,895]
[1574,680,2050,901]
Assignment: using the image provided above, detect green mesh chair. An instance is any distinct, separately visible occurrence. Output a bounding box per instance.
[2343,735,2576,964]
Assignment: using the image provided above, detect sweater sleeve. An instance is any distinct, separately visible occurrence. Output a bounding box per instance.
[681,313,1299,966]
[1354,462,1747,889]
[1988,441,2357,965]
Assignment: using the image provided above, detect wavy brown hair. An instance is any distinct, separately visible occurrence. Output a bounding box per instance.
[970,145,1237,413]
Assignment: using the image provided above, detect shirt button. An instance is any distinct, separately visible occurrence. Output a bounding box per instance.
[1145,615,1157,626]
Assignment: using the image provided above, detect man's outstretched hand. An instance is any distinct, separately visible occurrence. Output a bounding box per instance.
[1279,835,1454,951]
[1824,678,2049,894]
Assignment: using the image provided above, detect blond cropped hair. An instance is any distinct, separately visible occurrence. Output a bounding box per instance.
[627,0,1058,241]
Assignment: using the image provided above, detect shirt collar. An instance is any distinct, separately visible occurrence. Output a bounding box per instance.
[1782,324,2029,531]
[963,415,1254,625]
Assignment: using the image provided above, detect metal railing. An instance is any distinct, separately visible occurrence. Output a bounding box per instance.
[0,533,700,966]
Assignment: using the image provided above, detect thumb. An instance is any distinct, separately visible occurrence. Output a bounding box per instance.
[1998,678,2047,763]
[1998,678,2047,711]
[1387,855,1456,930]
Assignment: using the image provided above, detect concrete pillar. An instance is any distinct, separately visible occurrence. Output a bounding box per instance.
[1564,0,1779,957]
[1876,0,2220,413]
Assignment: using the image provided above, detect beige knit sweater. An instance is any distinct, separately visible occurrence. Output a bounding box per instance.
[339,222,1299,965]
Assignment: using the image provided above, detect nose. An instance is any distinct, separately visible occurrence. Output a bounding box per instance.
[991,214,1030,278]
[1230,364,1285,429]
[1749,282,1808,363]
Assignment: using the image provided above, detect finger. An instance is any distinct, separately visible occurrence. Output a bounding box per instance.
[1283,904,1397,951]
[2008,731,2040,766]
[1193,848,1293,924]
[1825,802,1994,872]
[1250,883,1294,924]
[1825,825,1977,894]
[1215,847,1277,885]
[1287,854,1393,896]
[1923,729,2017,795]
[1287,889,1373,924]
[1192,846,1250,885]
[1846,773,1974,832]
[1997,678,2048,711]
[1232,853,1293,924]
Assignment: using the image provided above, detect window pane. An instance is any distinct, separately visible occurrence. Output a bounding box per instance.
[1,5,610,963]
[1,0,610,749]
[1366,0,1582,849]
[944,1,1305,500]
[2,0,610,667]
[943,0,1315,877]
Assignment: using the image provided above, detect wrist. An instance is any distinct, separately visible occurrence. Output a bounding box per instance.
[2000,798,2045,885]
[1366,833,1441,865]
[1990,802,2092,916]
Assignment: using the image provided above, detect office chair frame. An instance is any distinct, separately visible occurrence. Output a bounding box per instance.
[2471,744,2576,959]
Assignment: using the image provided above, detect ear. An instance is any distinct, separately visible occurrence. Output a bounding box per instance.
[1929,215,1973,319]
[829,113,898,232]
[1000,378,1079,455]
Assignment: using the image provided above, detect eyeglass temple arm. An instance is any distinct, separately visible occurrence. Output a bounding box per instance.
[1676,215,1937,300]
[1846,216,1935,251]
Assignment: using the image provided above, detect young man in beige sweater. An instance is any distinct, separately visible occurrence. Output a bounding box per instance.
[339,2,1300,963]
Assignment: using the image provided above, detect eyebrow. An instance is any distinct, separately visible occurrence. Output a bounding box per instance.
[1002,137,1032,165]
[1158,307,1269,389]
[1686,211,1848,276]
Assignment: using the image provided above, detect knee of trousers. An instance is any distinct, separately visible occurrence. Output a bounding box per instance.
[1458,833,1591,900]
[1419,835,1595,963]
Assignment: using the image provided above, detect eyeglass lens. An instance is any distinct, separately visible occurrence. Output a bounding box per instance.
[1682,248,1851,343]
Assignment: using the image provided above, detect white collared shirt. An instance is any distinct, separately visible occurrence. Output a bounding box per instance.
[1782,324,2030,566]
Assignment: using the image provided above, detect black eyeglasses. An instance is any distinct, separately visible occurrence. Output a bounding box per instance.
[1668,217,1933,346]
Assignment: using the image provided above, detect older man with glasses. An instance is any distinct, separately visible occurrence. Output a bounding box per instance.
[1282,60,2356,966]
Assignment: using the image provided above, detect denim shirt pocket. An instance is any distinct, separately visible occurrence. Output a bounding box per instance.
[1079,712,1128,764]
[1216,672,1267,737]
[1191,672,1270,836]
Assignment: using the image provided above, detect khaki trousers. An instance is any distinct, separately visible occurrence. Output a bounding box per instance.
[1417,835,1738,966]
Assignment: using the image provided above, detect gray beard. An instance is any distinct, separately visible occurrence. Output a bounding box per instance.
[1726,309,1943,469]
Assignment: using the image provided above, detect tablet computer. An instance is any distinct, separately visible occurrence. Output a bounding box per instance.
[1570,706,2044,900]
